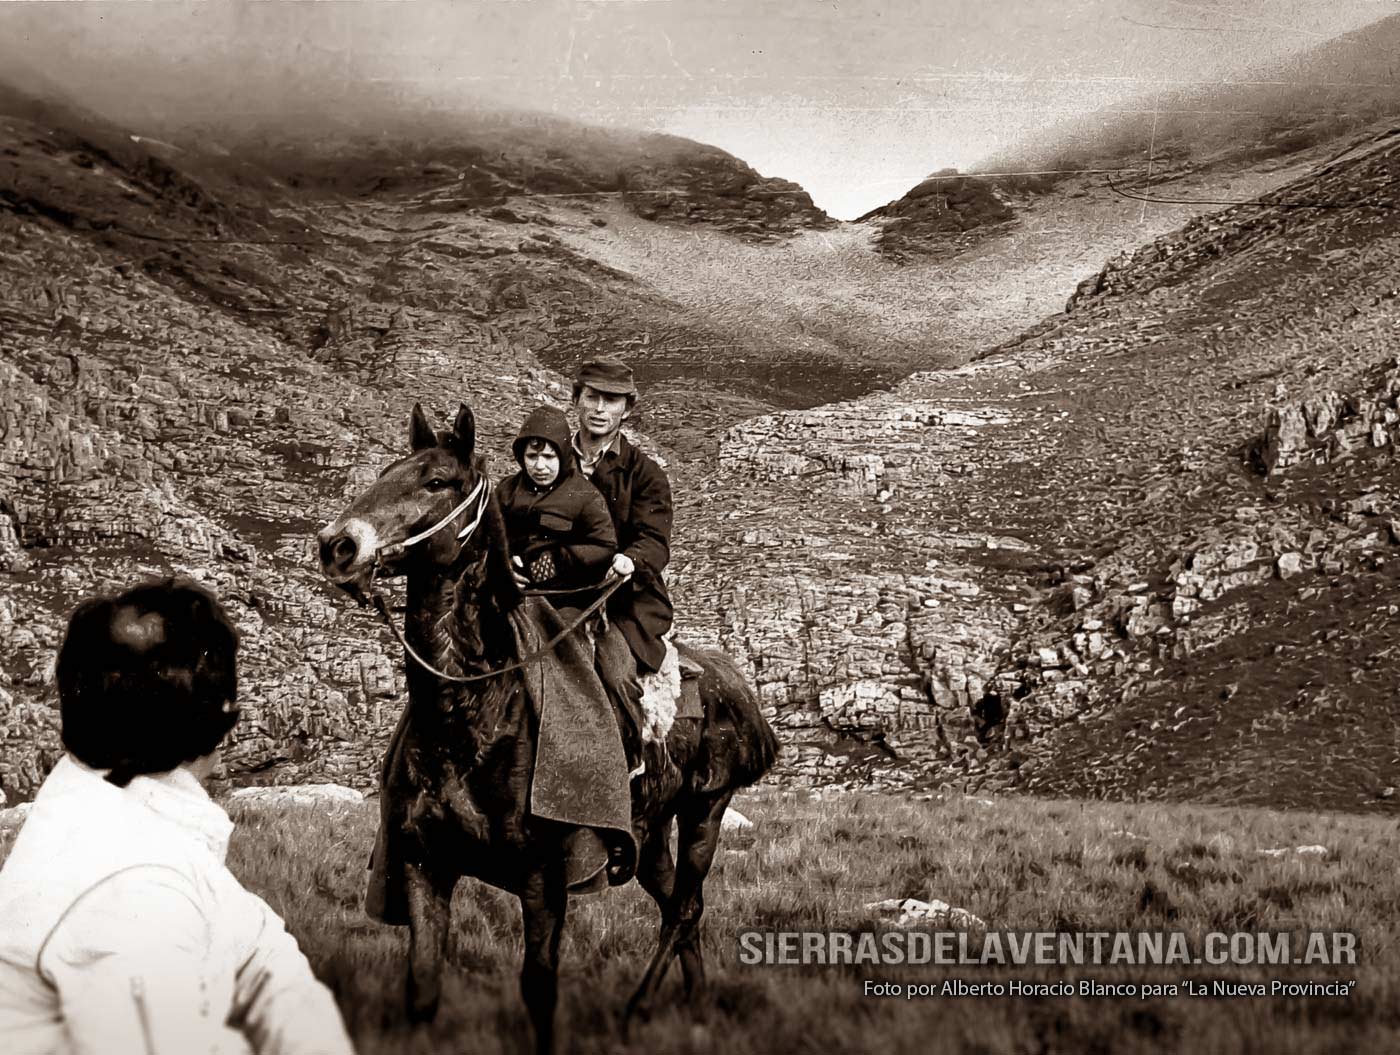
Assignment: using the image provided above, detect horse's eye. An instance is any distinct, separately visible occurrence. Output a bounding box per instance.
[425,478,451,492]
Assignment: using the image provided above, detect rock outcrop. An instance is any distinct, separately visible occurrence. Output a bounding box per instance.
[1256,358,1400,474]
[620,144,834,242]
[858,170,1016,261]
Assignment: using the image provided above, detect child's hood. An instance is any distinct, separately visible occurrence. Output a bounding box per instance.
[512,405,575,475]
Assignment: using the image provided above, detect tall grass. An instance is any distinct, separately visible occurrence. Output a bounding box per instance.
[6,789,1398,1053]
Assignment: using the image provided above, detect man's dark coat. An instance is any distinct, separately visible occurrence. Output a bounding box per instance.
[586,432,674,673]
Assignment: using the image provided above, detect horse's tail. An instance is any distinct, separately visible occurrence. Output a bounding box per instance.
[684,645,780,788]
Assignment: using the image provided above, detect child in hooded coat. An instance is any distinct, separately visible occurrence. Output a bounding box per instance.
[498,405,617,593]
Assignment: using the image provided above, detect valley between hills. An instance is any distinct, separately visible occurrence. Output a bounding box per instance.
[2,42,1400,812]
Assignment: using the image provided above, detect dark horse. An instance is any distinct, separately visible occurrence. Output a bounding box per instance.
[316,404,778,1053]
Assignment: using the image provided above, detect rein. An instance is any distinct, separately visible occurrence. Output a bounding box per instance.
[369,575,627,685]
[360,474,628,684]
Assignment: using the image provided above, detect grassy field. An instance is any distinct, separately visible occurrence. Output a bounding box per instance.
[6,787,1399,1054]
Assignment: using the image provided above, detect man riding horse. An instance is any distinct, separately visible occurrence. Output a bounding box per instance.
[568,358,676,763]
[317,388,778,1054]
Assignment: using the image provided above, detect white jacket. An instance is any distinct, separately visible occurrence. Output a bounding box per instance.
[0,756,355,1055]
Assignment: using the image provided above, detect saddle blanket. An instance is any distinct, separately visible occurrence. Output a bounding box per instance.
[638,637,704,745]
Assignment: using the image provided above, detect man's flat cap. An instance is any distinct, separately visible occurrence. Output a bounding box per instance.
[574,357,637,396]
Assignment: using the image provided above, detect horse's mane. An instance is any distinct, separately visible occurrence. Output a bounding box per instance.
[471,457,525,617]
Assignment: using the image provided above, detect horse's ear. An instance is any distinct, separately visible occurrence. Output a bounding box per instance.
[451,404,476,461]
[409,403,436,451]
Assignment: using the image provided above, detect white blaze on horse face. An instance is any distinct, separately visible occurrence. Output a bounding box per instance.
[324,517,380,578]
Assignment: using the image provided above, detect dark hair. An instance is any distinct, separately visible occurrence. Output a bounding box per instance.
[56,579,240,787]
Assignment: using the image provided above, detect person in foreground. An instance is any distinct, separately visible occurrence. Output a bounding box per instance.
[0,579,355,1055]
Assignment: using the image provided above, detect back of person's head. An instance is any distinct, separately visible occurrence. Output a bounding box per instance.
[56,578,240,787]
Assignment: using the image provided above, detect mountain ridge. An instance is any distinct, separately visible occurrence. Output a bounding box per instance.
[850,14,1400,263]
[3,76,1398,812]
[978,12,1400,183]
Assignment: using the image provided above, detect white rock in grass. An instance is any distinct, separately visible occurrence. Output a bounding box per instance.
[865,897,985,929]
[229,784,364,807]
[1258,844,1328,858]
[1206,833,1236,856]
[722,808,754,831]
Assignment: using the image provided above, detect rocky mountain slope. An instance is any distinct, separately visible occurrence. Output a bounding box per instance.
[701,127,1400,810]
[0,90,838,796]
[3,78,1399,813]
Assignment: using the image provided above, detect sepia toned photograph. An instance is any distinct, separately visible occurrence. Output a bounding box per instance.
[1,2,1398,1052]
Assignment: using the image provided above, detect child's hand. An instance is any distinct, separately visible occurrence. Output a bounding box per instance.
[610,554,635,579]
[511,555,530,588]
[529,551,556,583]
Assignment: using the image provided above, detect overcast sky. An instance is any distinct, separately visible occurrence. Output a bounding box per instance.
[0,1,1391,218]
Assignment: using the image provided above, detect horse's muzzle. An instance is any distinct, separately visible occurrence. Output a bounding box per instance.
[317,518,378,585]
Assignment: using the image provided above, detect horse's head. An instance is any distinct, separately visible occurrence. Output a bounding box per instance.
[318,403,490,596]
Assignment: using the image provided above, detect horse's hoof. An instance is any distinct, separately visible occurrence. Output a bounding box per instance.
[623,996,652,1031]
[406,988,441,1025]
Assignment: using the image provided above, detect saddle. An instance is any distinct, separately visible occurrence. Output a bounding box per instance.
[638,639,705,741]
[591,632,704,784]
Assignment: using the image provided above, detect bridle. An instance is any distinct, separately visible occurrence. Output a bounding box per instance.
[359,472,626,684]
[372,476,489,564]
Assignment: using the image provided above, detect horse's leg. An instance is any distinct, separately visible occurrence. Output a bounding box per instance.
[623,819,680,1028]
[625,792,731,1018]
[636,816,678,905]
[405,860,450,1023]
[671,791,732,1002]
[519,861,568,1055]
